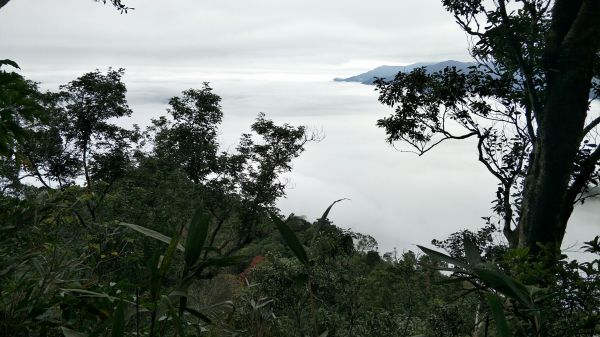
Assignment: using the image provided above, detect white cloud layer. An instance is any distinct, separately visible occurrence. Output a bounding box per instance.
[1,0,598,257]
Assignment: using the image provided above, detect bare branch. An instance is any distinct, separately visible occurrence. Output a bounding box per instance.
[403,132,478,157]
[477,132,508,185]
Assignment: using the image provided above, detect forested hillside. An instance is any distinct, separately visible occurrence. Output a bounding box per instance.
[2,0,600,337]
[0,66,480,336]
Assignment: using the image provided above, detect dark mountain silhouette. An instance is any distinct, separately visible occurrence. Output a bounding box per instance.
[334,60,475,84]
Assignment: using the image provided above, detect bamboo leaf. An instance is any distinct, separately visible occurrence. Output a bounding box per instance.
[61,327,88,337]
[111,301,125,337]
[0,59,20,69]
[463,235,482,266]
[120,222,184,251]
[311,199,348,245]
[318,330,329,337]
[184,211,210,269]
[158,226,182,277]
[318,198,347,226]
[184,307,213,323]
[270,212,309,265]
[189,256,248,276]
[417,245,468,269]
[485,293,513,337]
[473,266,532,308]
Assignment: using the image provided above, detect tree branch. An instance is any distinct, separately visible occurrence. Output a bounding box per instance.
[477,132,508,185]
[413,131,478,156]
[565,145,600,206]
[498,0,543,120]
[583,115,600,136]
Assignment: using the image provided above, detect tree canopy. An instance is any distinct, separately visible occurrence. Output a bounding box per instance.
[376,0,600,253]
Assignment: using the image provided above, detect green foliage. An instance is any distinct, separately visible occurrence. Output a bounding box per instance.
[270,213,309,266]
[0,67,321,337]
[376,0,600,252]
[419,234,600,337]
[0,60,45,157]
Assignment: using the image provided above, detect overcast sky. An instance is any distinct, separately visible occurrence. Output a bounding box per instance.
[0,0,470,76]
[1,0,598,255]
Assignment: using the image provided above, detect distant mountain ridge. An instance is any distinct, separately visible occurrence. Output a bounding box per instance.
[334,60,475,84]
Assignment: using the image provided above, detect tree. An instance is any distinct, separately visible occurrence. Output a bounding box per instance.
[152,84,223,184]
[58,68,133,190]
[3,69,139,225]
[149,84,315,255]
[0,60,45,157]
[376,0,600,254]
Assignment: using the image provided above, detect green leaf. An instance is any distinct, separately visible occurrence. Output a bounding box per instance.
[417,245,468,269]
[184,210,210,269]
[0,59,20,69]
[60,289,134,304]
[88,317,112,337]
[162,295,185,337]
[463,235,482,266]
[311,198,348,245]
[61,327,88,337]
[473,265,532,308]
[433,276,473,285]
[270,212,309,265]
[189,255,248,276]
[485,293,513,337]
[149,252,161,301]
[158,226,182,277]
[184,307,213,323]
[120,222,184,251]
[111,301,125,337]
[319,198,347,225]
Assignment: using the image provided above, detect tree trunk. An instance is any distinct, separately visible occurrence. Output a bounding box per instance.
[517,0,600,254]
[0,0,10,10]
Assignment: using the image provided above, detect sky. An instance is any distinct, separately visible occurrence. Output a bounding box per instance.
[0,0,469,76]
[1,0,598,256]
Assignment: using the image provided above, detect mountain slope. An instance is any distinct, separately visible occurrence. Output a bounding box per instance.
[334,60,475,84]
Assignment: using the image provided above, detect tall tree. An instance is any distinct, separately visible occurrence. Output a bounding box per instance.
[59,68,133,190]
[0,60,44,157]
[150,85,314,254]
[376,0,600,253]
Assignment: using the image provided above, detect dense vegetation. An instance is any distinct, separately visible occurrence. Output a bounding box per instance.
[0,65,480,337]
[1,0,600,337]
